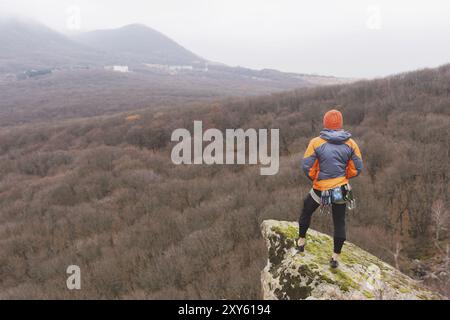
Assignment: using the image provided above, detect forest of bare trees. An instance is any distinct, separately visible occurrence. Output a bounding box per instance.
[0,64,448,298]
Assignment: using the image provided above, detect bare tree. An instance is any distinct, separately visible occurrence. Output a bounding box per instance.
[431,200,448,242]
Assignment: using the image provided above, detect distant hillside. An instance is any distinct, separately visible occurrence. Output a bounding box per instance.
[0,19,351,100]
[71,24,350,85]
[0,20,353,127]
[73,24,204,66]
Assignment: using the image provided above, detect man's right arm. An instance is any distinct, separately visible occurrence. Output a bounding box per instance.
[302,139,319,181]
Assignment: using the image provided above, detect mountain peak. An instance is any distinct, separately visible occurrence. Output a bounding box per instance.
[119,23,152,30]
[0,17,100,72]
[74,23,204,65]
[261,220,444,300]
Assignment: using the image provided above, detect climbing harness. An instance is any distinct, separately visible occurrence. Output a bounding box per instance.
[311,183,357,214]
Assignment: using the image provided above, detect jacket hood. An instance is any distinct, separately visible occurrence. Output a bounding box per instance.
[320,129,351,144]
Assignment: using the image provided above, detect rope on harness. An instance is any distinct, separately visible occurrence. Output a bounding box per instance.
[320,204,332,215]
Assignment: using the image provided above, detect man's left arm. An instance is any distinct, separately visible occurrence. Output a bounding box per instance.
[346,140,363,178]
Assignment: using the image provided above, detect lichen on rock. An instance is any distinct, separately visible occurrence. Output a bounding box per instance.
[261,220,445,300]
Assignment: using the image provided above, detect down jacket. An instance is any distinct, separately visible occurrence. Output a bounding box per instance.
[302,129,363,191]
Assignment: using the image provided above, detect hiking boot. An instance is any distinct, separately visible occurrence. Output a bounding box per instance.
[330,258,339,269]
[296,239,305,252]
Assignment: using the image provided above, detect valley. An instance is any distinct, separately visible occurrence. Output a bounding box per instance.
[0,15,448,300]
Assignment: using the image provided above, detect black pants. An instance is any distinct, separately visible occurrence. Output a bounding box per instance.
[298,189,346,254]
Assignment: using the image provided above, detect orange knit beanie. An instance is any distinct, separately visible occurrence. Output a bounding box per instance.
[323,109,343,130]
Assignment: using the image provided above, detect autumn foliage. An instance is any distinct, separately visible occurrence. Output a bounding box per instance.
[0,65,449,298]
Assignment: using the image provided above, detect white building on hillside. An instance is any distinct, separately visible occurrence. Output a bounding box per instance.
[144,63,195,75]
[105,65,129,73]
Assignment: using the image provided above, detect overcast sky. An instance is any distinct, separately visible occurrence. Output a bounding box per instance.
[2,0,450,78]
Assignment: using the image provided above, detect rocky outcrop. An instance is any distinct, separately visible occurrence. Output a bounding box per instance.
[261,220,444,300]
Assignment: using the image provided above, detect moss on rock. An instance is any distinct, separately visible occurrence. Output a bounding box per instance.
[261,220,445,300]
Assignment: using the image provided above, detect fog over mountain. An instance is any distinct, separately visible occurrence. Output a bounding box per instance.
[0,18,203,71]
[0,16,349,85]
[0,17,105,72]
[2,0,450,77]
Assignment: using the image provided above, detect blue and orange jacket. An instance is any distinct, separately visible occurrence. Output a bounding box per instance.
[302,129,363,191]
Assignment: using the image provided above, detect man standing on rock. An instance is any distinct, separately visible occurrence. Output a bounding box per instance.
[298,109,363,268]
